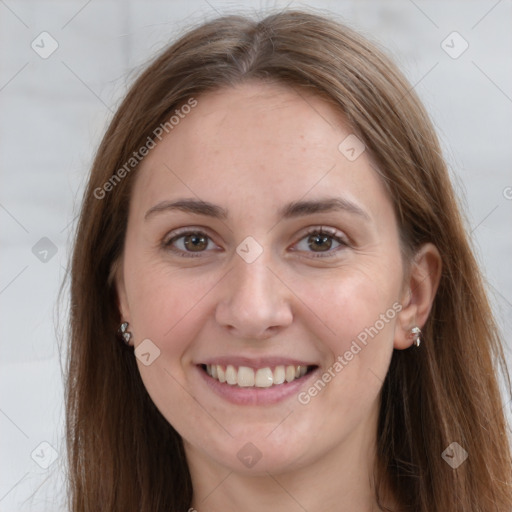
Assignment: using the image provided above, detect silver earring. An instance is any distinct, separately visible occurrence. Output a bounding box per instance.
[117,321,132,345]
[411,326,421,347]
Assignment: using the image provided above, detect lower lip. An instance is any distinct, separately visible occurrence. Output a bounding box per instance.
[196,365,319,405]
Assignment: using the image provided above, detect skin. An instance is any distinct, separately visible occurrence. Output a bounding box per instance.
[115,81,441,512]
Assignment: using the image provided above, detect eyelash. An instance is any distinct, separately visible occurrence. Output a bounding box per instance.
[162,226,350,259]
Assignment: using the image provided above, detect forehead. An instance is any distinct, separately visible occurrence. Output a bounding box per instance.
[130,81,391,222]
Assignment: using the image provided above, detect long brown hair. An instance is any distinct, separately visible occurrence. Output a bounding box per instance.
[65,9,512,511]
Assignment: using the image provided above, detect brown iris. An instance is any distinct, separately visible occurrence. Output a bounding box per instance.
[308,232,333,252]
[183,233,208,251]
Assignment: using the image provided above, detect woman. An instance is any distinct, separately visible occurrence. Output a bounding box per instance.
[65,9,512,511]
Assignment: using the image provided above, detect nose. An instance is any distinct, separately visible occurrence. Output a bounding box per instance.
[215,252,293,340]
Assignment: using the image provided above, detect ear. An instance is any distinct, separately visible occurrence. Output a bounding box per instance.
[394,243,442,349]
[110,256,131,324]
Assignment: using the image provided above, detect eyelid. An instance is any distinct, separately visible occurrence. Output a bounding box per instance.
[297,225,343,240]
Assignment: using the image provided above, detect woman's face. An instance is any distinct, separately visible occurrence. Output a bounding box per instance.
[116,81,407,475]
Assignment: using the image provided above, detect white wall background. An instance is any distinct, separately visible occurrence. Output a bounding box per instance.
[0,0,511,510]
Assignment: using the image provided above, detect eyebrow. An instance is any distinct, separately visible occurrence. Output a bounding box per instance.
[144,196,371,222]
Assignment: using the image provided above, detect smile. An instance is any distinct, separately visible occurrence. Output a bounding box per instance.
[201,364,315,387]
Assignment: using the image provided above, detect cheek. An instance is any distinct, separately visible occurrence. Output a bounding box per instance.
[124,254,220,355]
[337,277,398,347]
[297,265,400,350]
[292,266,400,404]
[124,260,228,434]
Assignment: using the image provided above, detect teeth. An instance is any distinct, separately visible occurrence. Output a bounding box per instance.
[226,365,237,385]
[285,365,296,382]
[255,368,273,388]
[238,366,255,387]
[204,364,310,387]
[274,365,285,384]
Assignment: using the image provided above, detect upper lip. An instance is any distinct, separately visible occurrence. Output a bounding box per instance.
[198,356,317,368]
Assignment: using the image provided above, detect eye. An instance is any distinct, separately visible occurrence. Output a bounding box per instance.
[292,226,349,257]
[162,226,349,258]
[162,229,218,257]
